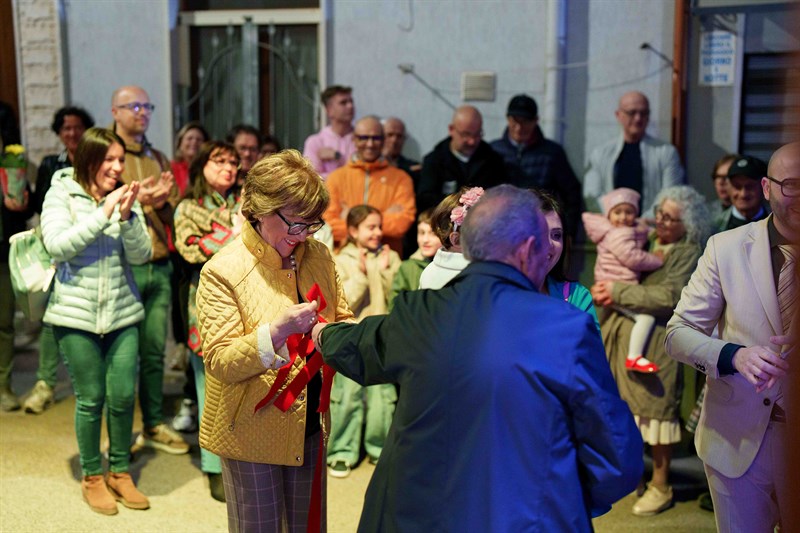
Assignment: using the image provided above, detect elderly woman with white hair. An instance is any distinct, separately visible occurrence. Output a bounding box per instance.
[591,185,711,518]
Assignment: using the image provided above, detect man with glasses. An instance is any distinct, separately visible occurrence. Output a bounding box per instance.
[715,155,770,232]
[303,85,357,179]
[491,94,584,240]
[322,115,415,254]
[111,85,189,456]
[666,141,799,532]
[418,105,506,212]
[226,124,261,186]
[584,91,685,215]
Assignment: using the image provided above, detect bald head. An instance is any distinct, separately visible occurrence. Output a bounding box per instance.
[618,91,649,110]
[112,86,149,106]
[111,85,152,143]
[382,117,407,160]
[354,115,384,163]
[449,106,483,157]
[764,141,800,241]
[615,91,650,143]
[768,141,800,178]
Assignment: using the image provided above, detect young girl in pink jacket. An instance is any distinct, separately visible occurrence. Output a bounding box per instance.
[583,187,664,373]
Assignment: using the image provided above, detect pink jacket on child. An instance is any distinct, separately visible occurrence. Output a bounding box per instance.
[582,212,663,283]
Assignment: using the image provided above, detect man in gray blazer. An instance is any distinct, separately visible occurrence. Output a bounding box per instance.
[665,142,799,532]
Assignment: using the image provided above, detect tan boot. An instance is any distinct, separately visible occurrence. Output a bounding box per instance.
[81,475,118,515]
[106,472,150,510]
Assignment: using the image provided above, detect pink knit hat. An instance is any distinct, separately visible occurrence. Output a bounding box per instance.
[600,187,640,216]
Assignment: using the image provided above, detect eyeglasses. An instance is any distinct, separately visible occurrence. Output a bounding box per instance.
[210,157,241,170]
[276,211,325,235]
[619,108,650,118]
[235,145,259,154]
[655,209,683,225]
[454,129,483,140]
[765,176,800,197]
[115,102,155,113]
[354,135,384,143]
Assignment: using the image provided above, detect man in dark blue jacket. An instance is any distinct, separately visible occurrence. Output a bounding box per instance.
[491,94,584,239]
[418,105,507,212]
[313,185,643,532]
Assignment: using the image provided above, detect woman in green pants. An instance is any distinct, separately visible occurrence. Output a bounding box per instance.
[41,128,152,515]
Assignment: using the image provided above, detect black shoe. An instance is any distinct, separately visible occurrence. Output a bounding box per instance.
[208,473,226,502]
[698,492,714,512]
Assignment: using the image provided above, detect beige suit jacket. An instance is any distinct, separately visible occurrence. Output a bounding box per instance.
[666,217,785,478]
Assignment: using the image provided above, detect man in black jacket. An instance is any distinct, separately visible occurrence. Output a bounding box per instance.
[418,105,506,212]
[491,94,583,239]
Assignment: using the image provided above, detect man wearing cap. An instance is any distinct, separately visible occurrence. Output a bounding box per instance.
[491,94,584,239]
[714,155,770,233]
[666,141,799,531]
[418,105,507,212]
[584,91,685,215]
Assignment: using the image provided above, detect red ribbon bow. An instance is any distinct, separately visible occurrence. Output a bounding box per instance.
[254,283,334,414]
[253,282,335,533]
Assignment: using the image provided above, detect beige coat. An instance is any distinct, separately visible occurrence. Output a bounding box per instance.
[196,220,353,465]
[334,242,400,320]
[666,217,787,478]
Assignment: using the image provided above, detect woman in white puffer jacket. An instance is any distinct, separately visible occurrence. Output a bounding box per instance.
[41,127,151,516]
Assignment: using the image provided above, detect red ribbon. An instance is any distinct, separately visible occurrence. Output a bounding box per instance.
[252,282,335,533]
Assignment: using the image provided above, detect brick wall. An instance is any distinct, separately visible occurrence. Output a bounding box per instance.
[14,0,64,170]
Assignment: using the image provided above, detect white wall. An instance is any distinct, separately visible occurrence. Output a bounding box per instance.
[62,0,173,152]
[329,0,676,178]
[47,0,678,174]
[581,0,675,169]
[328,0,551,161]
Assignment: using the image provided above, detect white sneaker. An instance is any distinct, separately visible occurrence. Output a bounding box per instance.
[172,399,198,433]
[328,461,351,478]
[133,423,190,455]
[23,380,55,414]
[632,484,673,516]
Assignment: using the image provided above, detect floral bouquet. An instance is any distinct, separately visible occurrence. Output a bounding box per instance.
[1,144,28,202]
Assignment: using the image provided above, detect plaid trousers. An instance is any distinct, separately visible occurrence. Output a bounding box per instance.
[221,432,326,533]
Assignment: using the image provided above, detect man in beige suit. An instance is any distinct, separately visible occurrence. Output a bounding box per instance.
[665,142,799,532]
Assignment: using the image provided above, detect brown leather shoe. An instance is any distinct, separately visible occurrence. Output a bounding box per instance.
[106,472,150,510]
[81,475,118,515]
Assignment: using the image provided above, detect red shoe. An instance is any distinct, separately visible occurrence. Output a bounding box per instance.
[626,356,659,373]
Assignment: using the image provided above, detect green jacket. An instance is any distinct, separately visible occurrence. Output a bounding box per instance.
[388,250,431,310]
[41,169,151,334]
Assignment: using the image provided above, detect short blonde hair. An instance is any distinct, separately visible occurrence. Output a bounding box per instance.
[241,149,329,222]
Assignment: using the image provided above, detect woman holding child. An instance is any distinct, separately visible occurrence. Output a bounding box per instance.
[591,185,710,517]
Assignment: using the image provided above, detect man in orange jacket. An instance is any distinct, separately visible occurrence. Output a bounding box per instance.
[323,115,416,255]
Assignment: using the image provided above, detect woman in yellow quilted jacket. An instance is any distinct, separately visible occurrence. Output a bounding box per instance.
[195,149,353,532]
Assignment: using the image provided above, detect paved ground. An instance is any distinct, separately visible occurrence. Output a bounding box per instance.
[1,319,717,532]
